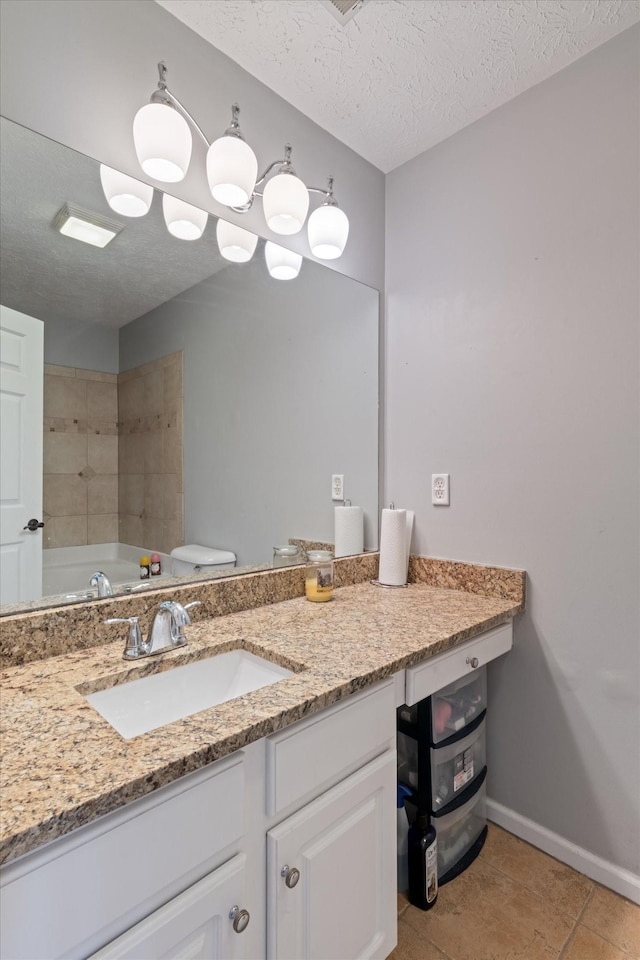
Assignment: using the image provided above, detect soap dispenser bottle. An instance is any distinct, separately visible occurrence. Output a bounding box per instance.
[408,812,438,910]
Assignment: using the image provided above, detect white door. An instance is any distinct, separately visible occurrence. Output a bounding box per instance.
[267,752,397,960]
[88,854,251,960]
[0,305,44,604]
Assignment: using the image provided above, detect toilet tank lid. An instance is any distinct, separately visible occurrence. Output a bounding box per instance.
[170,544,236,565]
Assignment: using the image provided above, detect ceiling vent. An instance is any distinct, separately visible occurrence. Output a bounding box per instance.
[319,0,367,26]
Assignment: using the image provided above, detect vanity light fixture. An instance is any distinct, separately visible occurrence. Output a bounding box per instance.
[52,202,124,248]
[216,219,259,263]
[265,241,303,280]
[99,165,153,218]
[162,194,208,241]
[132,63,350,260]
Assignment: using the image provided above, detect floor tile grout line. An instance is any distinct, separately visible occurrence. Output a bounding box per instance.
[476,850,586,927]
[576,882,640,956]
[556,884,595,959]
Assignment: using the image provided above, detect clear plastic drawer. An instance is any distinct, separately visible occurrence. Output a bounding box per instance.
[431,666,486,744]
[431,716,486,810]
[433,778,486,879]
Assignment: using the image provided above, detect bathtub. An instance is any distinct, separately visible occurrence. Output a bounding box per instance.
[43,543,171,598]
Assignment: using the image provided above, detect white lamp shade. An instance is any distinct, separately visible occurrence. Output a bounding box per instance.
[206,136,258,206]
[162,194,208,241]
[99,165,153,217]
[216,219,258,262]
[265,241,302,280]
[307,204,349,260]
[133,102,192,183]
[263,173,309,235]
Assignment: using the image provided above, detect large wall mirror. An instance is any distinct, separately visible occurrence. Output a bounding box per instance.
[0,117,379,614]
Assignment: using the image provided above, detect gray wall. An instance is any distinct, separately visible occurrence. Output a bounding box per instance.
[44,317,119,374]
[385,26,639,876]
[120,254,379,566]
[0,0,384,291]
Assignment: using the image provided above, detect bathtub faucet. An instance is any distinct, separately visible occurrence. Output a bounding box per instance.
[90,571,113,598]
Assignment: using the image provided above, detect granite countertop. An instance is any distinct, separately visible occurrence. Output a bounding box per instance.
[0,580,522,867]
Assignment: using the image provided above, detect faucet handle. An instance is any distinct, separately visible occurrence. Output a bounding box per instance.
[167,600,201,627]
[103,617,147,660]
[182,600,202,619]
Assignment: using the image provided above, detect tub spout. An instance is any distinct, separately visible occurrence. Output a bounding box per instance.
[90,571,113,598]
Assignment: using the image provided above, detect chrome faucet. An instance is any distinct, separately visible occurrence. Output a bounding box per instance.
[104,600,201,660]
[90,571,113,598]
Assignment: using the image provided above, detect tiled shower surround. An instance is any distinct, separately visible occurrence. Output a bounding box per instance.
[43,364,119,548]
[118,351,184,556]
[42,353,184,555]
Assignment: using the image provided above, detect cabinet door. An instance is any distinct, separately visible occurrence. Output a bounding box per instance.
[88,854,251,960]
[267,752,396,960]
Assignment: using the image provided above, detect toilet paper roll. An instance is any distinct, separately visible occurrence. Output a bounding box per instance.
[334,505,364,558]
[378,508,408,586]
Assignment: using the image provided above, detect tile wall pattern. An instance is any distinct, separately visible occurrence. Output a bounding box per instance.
[43,365,118,548]
[118,351,184,557]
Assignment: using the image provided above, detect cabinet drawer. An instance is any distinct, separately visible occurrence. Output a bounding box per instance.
[432,776,487,882]
[0,754,245,960]
[265,680,395,817]
[405,621,512,706]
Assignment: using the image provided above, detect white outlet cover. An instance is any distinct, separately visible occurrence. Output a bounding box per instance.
[432,473,450,506]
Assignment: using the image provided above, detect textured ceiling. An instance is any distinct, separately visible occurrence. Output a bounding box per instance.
[157,0,639,172]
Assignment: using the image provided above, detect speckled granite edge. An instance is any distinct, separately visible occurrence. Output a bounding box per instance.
[288,537,335,552]
[0,554,379,670]
[408,556,526,607]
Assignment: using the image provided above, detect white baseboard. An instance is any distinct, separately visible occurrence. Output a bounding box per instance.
[486,798,640,905]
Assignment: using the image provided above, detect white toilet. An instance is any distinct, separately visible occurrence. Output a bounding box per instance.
[170,544,236,576]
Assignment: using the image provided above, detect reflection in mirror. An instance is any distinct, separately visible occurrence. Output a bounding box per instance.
[0,118,379,613]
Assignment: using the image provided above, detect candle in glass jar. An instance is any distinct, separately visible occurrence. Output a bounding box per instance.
[305,550,334,602]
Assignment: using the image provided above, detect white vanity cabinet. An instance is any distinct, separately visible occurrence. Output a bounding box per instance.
[266,752,396,960]
[0,752,248,960]
[89,854,250,960]
[264,680,398,960]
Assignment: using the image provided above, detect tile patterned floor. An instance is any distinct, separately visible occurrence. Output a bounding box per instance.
[392,824,640,960]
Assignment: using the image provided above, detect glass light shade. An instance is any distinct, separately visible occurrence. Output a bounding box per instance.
[133,102,192,182]
[216,219,258,262]
[264,241,302,280]
[99,165,153,217]
[206,136,258,206]
[307,204,349,260]
[162,194,208,241]
[263,173,309,235]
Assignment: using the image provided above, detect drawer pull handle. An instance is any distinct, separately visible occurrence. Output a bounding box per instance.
[281,864,301,888]
[466,656,480,669]
[229,906,250,933]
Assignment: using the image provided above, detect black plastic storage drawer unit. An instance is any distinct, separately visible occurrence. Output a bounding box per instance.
[397,665,489,884]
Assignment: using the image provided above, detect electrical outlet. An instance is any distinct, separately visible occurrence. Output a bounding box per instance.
[432,473,450,506]
[331,474,344,500]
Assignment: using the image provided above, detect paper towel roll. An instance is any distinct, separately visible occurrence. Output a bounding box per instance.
[405,510,414,580]
[378,507,407,585]
[334,505,364,558]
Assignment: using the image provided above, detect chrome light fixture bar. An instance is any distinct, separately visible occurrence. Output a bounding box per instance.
[131,62,349,262]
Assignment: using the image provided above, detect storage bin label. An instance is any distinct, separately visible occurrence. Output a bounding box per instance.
[453,747,474,792]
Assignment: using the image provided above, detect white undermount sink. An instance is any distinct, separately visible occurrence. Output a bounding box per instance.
[84,650,294,739]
